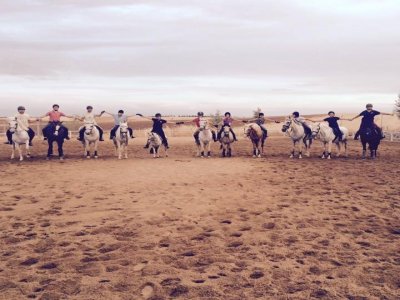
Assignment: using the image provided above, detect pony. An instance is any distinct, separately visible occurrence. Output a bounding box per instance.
[147,132,168,158]
[311,123,349,159]
[282,116,312,159]
[82,121,100,159]
[43,122,69,160]
[113,122,130,159]
[244,123,266,158]
[197,119,212,158]
[359,126,381,159]
[219,125,234,157]
[8,118,30,161]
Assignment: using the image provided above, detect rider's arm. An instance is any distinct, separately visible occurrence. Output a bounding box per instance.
[381,112,395,116]
[95,111,106,118]
[137,114,154,121]
[349,115,361,121]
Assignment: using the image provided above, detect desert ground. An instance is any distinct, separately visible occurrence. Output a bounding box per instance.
[0,131,399,299]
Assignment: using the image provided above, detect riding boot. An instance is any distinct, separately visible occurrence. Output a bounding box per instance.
[128,128,134,139]
[6,130,12,144]
[144,142,150,149]
[354,130,360,141]
[230,129,238,141]
[212,131,217,142]
[96,126,104,141]
[77,129,84,141]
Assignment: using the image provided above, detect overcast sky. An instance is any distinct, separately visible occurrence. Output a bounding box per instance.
[0,0,399,116]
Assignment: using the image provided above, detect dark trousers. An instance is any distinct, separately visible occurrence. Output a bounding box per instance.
[110,125,133,139]
[43,123,69,139]
[331,127,342,141]
[217,126,237,140]
[7,128,35,144]
[79,126,104,140]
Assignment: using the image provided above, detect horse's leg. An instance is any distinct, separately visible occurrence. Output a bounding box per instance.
[118,142,122,159]
[327,142,332,160]
[336,142,341,157]
[290,141,295,159]
[207,142,211,158]
[86,141,91,159]
[47,140,53,159]
[26,141,31,158]
[344,141,348,157]
[58,140,64,160]
[16,144,23,161]
[11,142,15,160]
[298,141,303,159]
[362,141,367,159]
[94,141,98,159]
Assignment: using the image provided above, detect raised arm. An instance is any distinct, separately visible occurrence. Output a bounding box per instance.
[381,112,395,116]
[95,111,106,118]
[349,114,361,121]
[136,114,153,121]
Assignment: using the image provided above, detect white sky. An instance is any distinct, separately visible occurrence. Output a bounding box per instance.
[0,0,399,116]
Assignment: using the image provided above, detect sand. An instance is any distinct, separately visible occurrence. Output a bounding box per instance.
[0,136,399,299]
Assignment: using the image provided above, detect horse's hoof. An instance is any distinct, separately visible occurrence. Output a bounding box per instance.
[86,156,91,159]
[94,156,98,159]
[257,154,261,158]
[327,156,331,160]
[253,155,256,158]
[299,156,303,159]
[289,155,294,159]
[60,158,64,161]
[46,157,50,161]
[321,156,325,159]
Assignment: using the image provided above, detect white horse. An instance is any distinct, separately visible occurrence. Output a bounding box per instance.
[282,116,312,159]
[219,125,234,157]
[113,122,130,159]
[147,132,168,158]
[8,118,30,161]
[198,119,212,158]
[82,121,100,159]
[311,123,349,159]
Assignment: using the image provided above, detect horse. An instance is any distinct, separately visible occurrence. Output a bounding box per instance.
[281,116,312,159]
[43,122,69,160]
[197,119,212,158]
[113,122,130,159]
[219,125,234,157]
[311,123,349,159]
[244,123,266,158]
[8,118,31,161]
[359,126,381,159]
[82,121,100,159]
[147,132,168,158]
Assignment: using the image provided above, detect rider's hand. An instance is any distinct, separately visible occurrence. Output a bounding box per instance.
[136,113,143,117]
[275,121,280,123]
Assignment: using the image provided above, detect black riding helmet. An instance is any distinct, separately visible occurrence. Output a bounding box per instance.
[225,112,231,117]
[259,112,264,117]
[292,111,300,118]
[328,111,335,115]
[366,103,373,108]
[118,110,124,114]
[53,104,60,108]
[87,106,93,110]
[17,106,26,111]
[155,113,162,117]
[197,112,204,117]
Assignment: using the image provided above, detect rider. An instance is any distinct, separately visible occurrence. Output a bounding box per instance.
[76,106,105,142]
[307,111,349,142]
[192,112,217,144]
[4,106,36,146]
[140,113,169,149]
[350,104,393,140]
[103,110,134,140]
[38,104,74,140]
[217,112,238,141]
[245,112,279,139]
[292,111,312,138]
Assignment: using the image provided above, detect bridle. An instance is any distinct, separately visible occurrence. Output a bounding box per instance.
[311,123,321,138]
[84,122,95,135]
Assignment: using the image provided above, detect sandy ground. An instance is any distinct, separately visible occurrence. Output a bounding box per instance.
[0,136,399,300]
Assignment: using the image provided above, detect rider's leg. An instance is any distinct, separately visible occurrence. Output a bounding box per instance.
[354,129,361,140]
[110,126,118,140]
[211,129,217,142]
[260,125,268,138]
[95,126,104,141]
[375,124,385,139]
[159,131,169,148]
[42,124,49,140]
[217,127,223,140]
[303,124,312,137]
[193,129,200,145]
[230,128,238,141]
[128,128,134,138]
[78,127,84,141]
[64,126,70,140]
[6,129,12,144]
[28,128,35,146]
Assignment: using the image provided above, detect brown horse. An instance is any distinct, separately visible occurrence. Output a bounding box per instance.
[244,123,266,157]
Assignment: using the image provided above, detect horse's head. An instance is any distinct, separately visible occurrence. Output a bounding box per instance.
[311,123,321,139]
[8,118,18,133]
[119,122,128,133]
[222,125,231,137]
[282,117,292,133]
[84,122,95,135]
[199,118,208,131]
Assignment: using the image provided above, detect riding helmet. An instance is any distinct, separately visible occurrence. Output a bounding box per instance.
[292,111,300,118]
[87,106,93,110]
[328,111,335,115]
[366,103,373,108]
[53,104,60,108]
[259,112,264,116]
[155,113,162,117]
[198,112,204,117]
[118,110,124,114]
[225,112,231,117]
[17,106,26,111]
